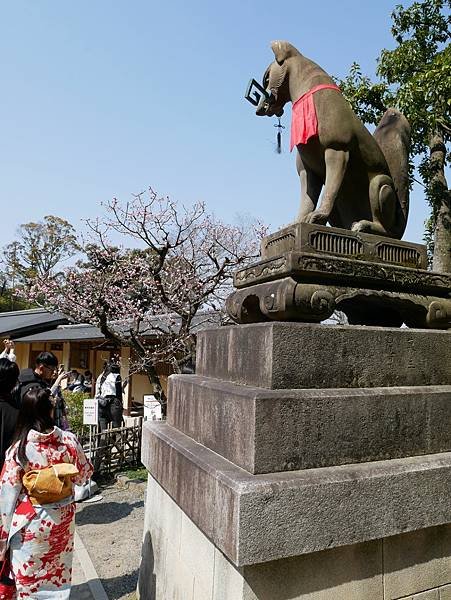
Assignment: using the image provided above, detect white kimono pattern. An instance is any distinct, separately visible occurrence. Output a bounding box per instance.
[0,427,93,599]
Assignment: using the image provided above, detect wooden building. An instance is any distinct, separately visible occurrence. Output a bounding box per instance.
[1,308,218,415]
[0,308,151,414]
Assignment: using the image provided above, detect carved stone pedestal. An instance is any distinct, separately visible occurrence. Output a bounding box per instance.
[227,223,451,329]
[139,323,451,600]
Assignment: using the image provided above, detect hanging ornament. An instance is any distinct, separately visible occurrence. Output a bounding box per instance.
[274,117,285,154]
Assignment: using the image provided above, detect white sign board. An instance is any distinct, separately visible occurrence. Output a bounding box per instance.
[83,399,99,426]
[143,395,162,421]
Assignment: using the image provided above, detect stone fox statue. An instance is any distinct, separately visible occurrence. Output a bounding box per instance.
[254,41,411,239]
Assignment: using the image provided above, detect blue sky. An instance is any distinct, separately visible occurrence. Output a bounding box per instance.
[0,1,434,247]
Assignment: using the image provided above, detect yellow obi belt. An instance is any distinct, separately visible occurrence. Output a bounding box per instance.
[23,463,79,505]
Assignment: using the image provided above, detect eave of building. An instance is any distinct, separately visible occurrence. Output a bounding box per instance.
[14,324,105,343]
[4,308,222,345]
[0,308,69,339]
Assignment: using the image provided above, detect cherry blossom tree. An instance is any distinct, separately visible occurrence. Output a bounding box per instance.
[27,189,265,411]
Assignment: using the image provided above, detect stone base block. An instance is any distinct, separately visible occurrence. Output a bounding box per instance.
[196,322,451,389]
[226,276,451,328]
[259,222,428,268]
[141,421,451,566]
[228,224,451,328]
[168,375,451,473]
[138,475,451,600]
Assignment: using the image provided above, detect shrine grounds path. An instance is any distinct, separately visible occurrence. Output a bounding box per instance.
[73,473,147,600]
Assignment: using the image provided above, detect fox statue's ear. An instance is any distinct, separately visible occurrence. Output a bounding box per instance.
[271,40,296,64]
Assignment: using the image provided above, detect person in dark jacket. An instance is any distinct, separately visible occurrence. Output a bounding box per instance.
[0,357,20,469]
[16,351,59,404]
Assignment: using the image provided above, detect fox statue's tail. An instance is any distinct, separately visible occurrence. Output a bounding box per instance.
[373,109,411,235]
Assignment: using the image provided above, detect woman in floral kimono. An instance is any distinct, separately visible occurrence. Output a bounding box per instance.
[0,387,93,599]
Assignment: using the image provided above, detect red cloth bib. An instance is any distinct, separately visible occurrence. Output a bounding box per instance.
[290,84,341,151]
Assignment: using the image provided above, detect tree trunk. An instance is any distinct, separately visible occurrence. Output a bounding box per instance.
[143,363,167,418]
[433,202,451,272]
[430,134,451,273]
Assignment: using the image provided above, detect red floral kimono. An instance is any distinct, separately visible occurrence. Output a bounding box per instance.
[0,427,93,599]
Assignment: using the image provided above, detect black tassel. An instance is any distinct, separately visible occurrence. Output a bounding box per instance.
[274,117,285,154]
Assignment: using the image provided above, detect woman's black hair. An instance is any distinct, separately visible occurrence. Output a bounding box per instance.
[0,358,19,396]
[13,387,55,466]
[109,363,120,374]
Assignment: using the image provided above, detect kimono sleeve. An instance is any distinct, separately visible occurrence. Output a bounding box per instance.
[0,445,24,560]
[65,433,93,486]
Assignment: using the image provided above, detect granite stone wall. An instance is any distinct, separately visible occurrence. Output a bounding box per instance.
[138,476,451,600]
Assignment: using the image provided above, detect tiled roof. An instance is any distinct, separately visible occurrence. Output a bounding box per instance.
[14,324,104,342]
[10,308,223,343]
[0,308,68,338]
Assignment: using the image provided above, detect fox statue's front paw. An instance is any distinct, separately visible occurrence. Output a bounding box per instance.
[303,210,329,225]
[351,220,372,233]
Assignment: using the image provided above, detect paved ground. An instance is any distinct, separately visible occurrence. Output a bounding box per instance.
[73,475,145,600]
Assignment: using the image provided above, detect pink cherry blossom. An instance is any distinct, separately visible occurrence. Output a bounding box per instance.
[25,189,267,410]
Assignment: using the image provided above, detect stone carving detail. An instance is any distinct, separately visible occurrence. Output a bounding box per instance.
[375,243,421,268]
[227,278,451,329]
[226,291,260,324]
[298,256,451,289]
[227,280,336,323]
[309,230,364,257]
[264,232,295,250]
[261,223,428,268]
[426,300,451,329]
[235,250,451,294]
[235,256,287,285]
[296,254,451,292]
[309,290,335,317]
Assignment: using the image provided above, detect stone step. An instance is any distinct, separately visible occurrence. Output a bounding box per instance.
[196,322,451,389]
[168,375,451,474]
[142,421,451,567]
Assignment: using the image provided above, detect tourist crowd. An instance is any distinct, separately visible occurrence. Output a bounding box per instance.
[0,341,124,598]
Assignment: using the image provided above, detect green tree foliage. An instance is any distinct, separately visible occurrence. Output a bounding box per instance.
[338,0,451,271]
[0,293,32,313]
[3,215,79,288]
[63,390,90,436]
[0,274,31,312]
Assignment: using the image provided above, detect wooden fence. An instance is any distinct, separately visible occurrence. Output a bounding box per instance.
[77,421,143,475]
